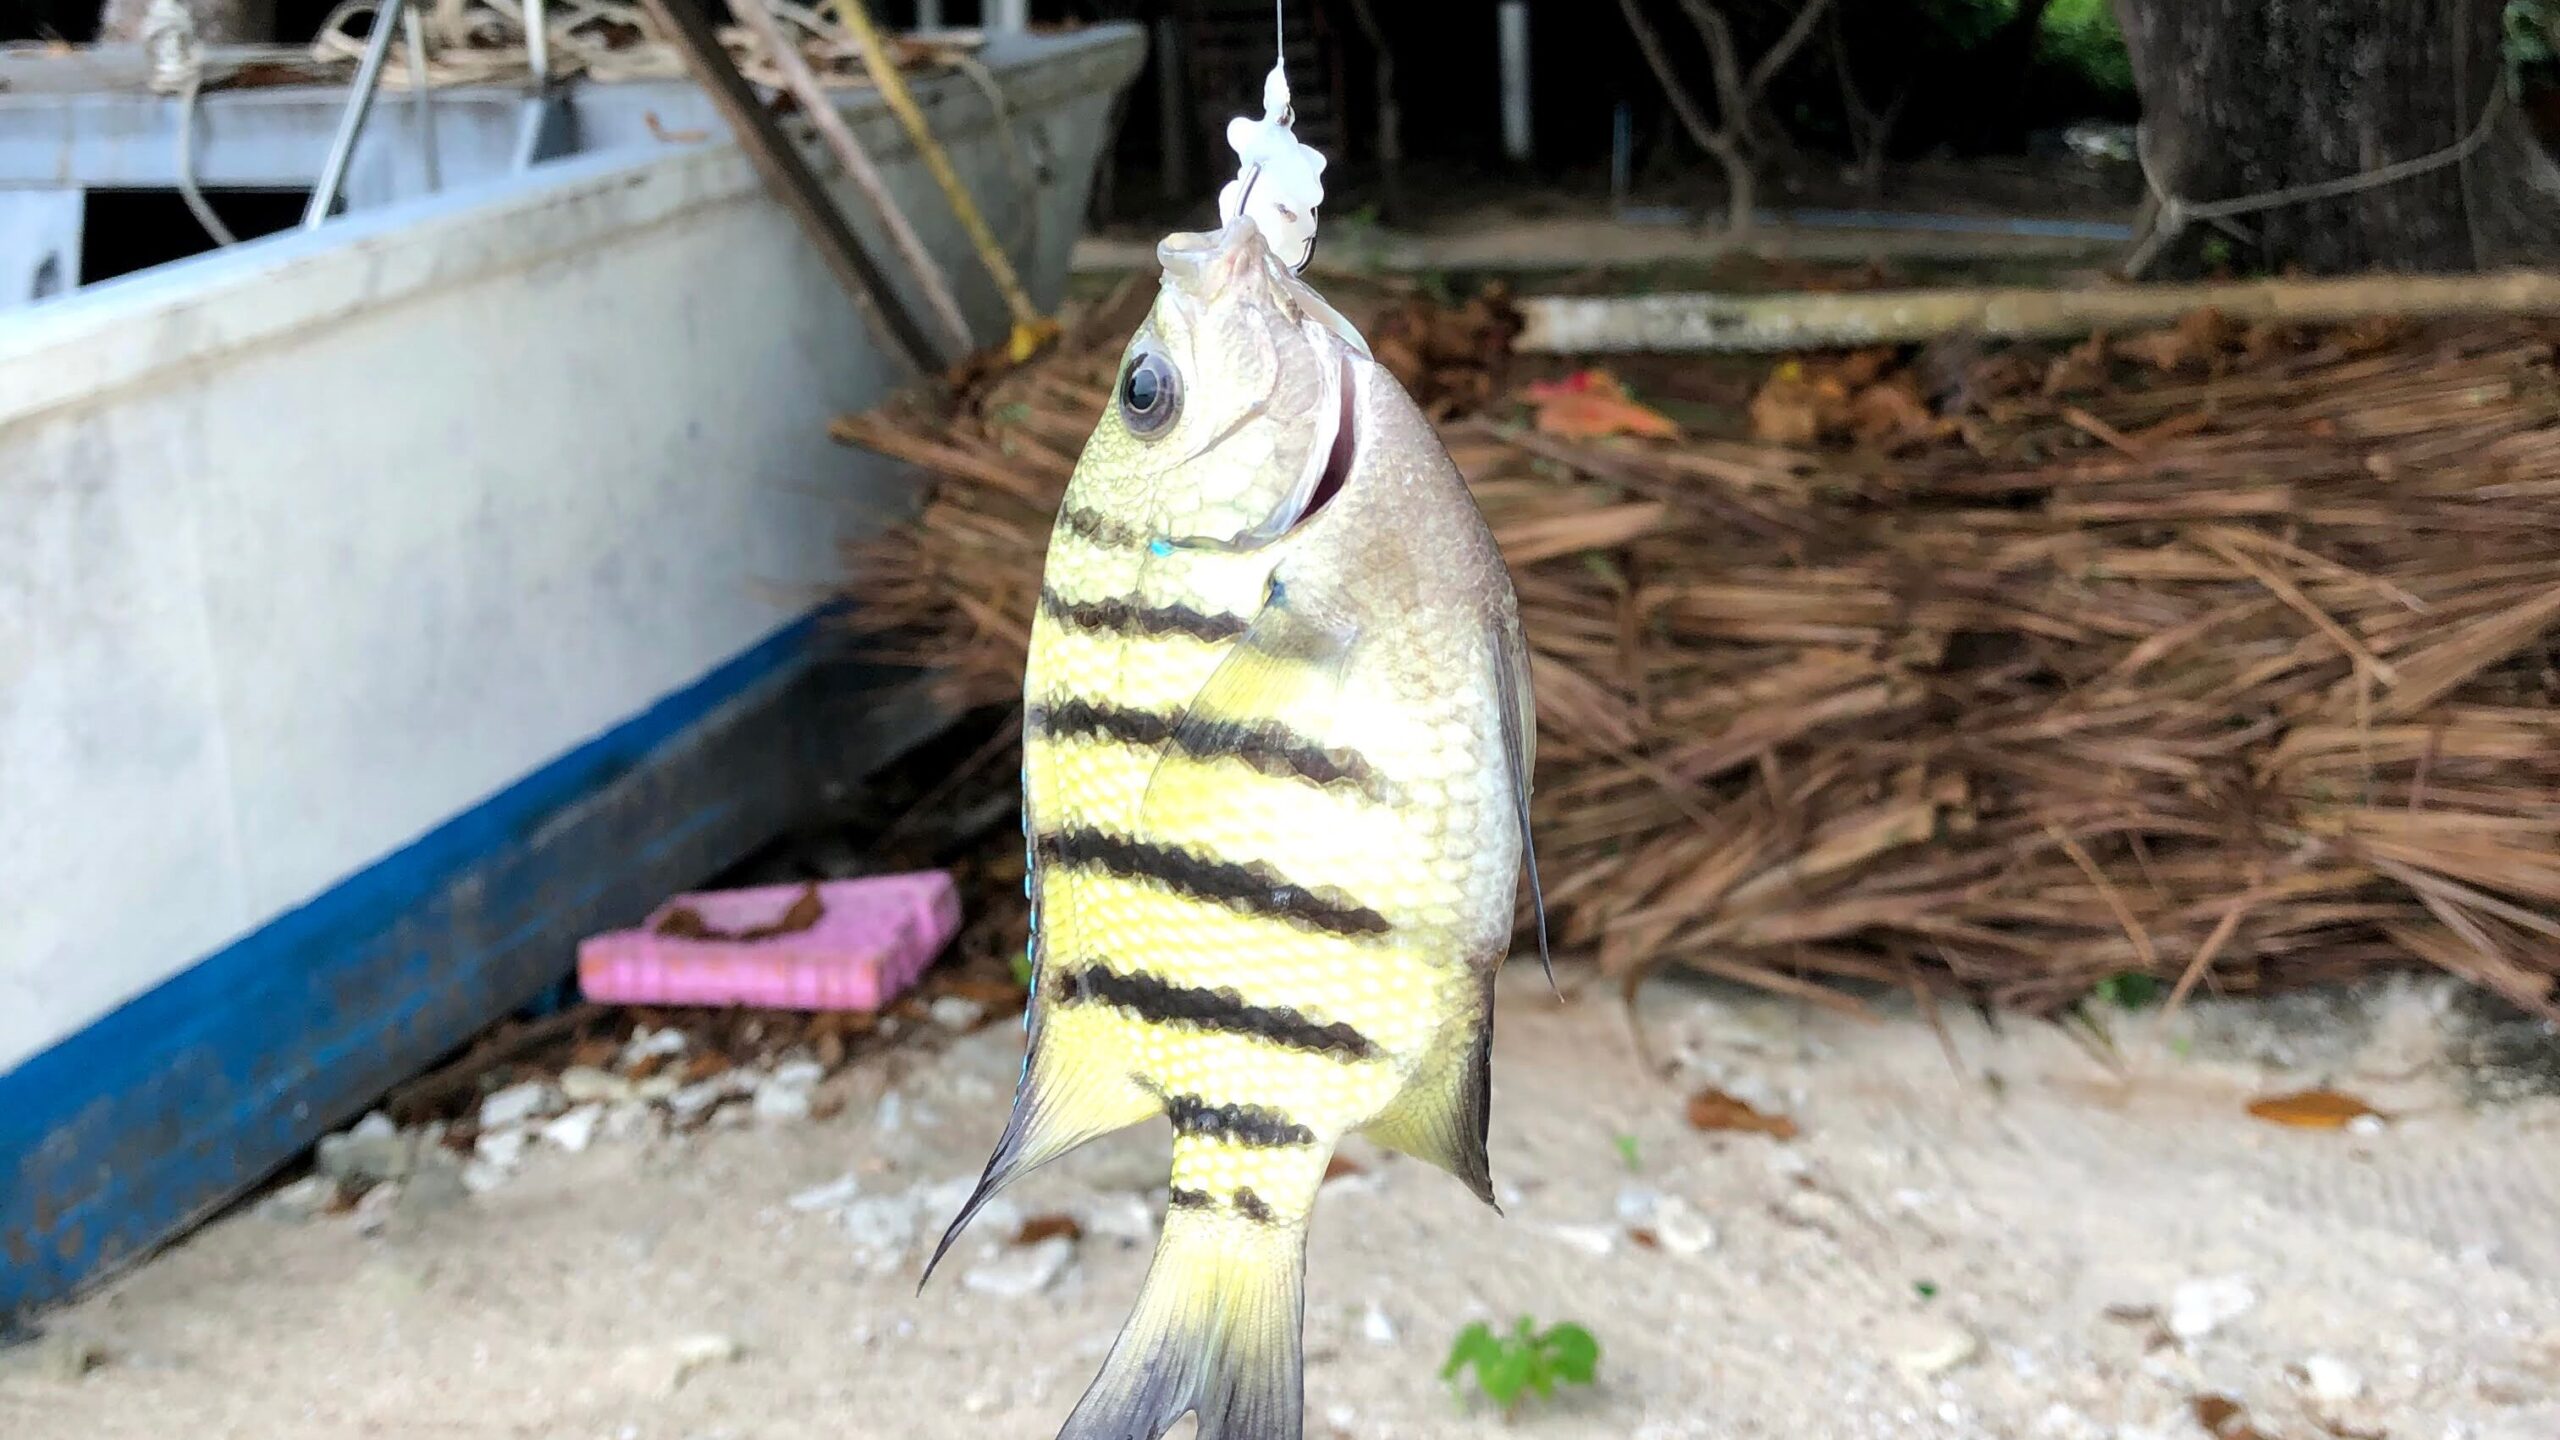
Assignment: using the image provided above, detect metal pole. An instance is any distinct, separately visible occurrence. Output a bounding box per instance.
[525,0,550,85]
[1153,14,1188,201]
[989,0,1028,33]
[636,0,945,373]
[915,0,942,28]
[305,0,407,228]
[1497,0,1531,163]
[402,4,441,191]
[1609,101,1630,209]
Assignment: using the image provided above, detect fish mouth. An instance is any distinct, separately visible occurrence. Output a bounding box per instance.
[1156,215,1371,360]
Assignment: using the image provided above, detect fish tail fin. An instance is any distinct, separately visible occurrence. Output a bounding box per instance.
[1059,1207,1308,1440]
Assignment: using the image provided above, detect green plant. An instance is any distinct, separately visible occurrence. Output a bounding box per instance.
[1918,0,2135,96]
[2507,0,2559,77]
[1612,1134,1642,1172]
[1442,1317,1600,1416]
[2039,0,2134,95]
[2093,972,2161,1009]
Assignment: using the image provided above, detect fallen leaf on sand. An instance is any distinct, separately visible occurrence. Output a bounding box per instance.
[2245,1089,2383,1129]
[1522,370,1680,441]
[1685,1087,1800,1139]
[1011,1213,1083,1246]
[2193,1393,2275,1440]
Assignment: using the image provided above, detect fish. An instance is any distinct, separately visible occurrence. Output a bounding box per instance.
[924,211,1546,1440]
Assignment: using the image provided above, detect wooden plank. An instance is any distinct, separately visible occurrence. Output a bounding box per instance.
[1517,269,2560,354]
[636,0,946,374]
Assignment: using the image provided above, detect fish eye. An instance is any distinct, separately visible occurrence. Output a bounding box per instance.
[1118,352,1181,438]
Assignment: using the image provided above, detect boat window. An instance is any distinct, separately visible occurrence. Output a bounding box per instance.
[79,188,314,287]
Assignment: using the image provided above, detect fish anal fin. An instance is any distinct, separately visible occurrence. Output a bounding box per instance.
[921,1038,1153,1291]
[1360,995,1497,1211]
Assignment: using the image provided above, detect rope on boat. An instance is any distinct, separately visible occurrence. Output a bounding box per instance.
[827,0,1058,363]
[143,0,240,247]
[307,0,972,94]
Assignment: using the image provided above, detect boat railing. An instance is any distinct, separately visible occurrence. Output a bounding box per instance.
[304,0,404,226]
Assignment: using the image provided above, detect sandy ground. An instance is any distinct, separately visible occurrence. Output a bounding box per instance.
[7,968,2560,1440]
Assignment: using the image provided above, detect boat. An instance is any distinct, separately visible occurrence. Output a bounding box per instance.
[0,17,1145,1327]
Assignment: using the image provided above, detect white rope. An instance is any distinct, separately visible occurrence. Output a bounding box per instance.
[143,0,240,247]
[310,0,976,91]
[2124,85,2509,278]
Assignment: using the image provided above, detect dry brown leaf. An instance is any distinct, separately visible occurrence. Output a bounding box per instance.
[2245,1089,2383,1129]
[1524,370,1680,441]
[1011,1213,1083,1246]
[2193,1394,2275,1440]
[654,883,825,942]
[1848,378,1938,446]
[2040,333,2112,394]
[1748,361,1856,444]
[1686,1087,1800,1139]
[2117,308,2239,373]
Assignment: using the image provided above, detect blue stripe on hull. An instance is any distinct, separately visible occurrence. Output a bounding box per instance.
[1,613,826,1324]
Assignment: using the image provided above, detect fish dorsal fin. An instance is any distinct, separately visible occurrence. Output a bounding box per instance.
[1361,975,1498,1209]
[1491,601,1552,990]
[1134,573,1362,831]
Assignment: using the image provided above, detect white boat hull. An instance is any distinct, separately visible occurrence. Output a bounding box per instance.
[0,24,1144,1323]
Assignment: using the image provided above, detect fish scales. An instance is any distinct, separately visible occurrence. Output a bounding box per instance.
[930,213,1539,1440]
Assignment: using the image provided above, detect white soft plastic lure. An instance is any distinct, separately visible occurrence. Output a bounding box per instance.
[1217,62,1326,273]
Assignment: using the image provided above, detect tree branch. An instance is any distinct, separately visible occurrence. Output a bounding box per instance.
[1741,0,1835,104]
[1619,0,1726,162]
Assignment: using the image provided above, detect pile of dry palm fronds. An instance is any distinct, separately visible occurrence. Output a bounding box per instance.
[838,295,2560,1018]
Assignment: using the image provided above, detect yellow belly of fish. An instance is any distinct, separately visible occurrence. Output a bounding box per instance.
[1022,608,1495,1157]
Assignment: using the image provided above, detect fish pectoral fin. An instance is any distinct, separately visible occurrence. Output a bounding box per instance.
[1359,999,1498,1211]
[1137,576,1362,826]
[1491,600,1553,991]
[920,1039,1152,1290]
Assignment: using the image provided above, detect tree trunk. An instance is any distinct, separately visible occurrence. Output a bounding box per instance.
[2115,0,2560,274]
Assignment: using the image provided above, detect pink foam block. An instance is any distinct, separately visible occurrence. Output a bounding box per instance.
[576,871,962,1011]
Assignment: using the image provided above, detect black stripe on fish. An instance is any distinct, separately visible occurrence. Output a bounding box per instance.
[1038,587,1248,644]
[1027,698,1382,798]
[1027,698,1174,748]
[1058,504,1146,550]
[1165,1187,1215,1211]
[1055,964,1383,1061]
[1033,827,1393,938]
[1232,1188,1278,1224]
[1166,1095,1316,1148]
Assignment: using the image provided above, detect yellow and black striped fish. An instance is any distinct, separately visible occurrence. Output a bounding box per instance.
[926,214,1545,1440]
